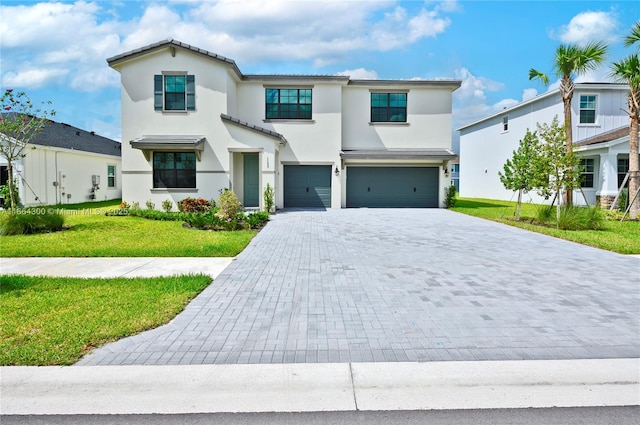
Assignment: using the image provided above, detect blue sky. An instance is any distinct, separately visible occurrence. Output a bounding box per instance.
[1,0,639,151]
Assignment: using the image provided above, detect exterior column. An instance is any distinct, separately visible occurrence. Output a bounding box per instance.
[596,152,618,209]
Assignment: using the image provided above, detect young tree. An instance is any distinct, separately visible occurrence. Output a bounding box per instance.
[610,22,640,219]
[529,41,608,205]
[0,90,55,212]
[499,129,545,220]
[536,116,583,223]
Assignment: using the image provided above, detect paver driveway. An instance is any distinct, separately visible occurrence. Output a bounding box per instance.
[78,209,640,366]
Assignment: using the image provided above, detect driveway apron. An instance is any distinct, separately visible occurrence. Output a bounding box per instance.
[77,209,640,366]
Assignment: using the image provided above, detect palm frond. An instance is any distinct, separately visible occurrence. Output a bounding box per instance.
[623,21,640,49]
[528,68,549,85]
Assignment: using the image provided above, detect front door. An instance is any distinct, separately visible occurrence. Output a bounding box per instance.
[243,153,259,207]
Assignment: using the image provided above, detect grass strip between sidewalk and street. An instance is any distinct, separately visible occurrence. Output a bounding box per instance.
[0,274,212,366]
[451,198,640,255]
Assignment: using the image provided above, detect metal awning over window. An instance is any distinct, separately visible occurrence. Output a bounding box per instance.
[130,135,206,161]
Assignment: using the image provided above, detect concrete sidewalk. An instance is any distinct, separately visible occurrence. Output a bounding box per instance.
[2,359,638,415]
[0,257,233,279]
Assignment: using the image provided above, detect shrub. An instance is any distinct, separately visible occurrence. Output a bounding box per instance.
[145,200,155,211]
[180,197,212,213]
[557,206,604,231]
[161,199,173,213]
[1,210,65,236]
[216,190,243,230]
[131,202,140,210]
[126,209,188,221]
[618,189,628,211]
[246,211,269,228]
[264,183,275,213]
[444,185,457,208]
[535,204,554,224]
[119,201,130,210]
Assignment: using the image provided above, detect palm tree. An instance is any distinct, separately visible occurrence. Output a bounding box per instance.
[529,42,608,205]
[612,22,640,220]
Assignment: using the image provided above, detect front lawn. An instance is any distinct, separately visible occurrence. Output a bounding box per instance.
[0,200,256,257]
[451,198,640,255]
[0,274,212,365]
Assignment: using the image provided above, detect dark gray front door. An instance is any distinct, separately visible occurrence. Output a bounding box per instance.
[284,165,331,208]
[243,154,259,207]
[346,167,439,208]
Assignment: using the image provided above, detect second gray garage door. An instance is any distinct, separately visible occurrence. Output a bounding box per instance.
[284,165,332,208]
[347,166,439,208]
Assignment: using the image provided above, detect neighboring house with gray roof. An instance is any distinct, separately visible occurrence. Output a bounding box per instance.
[458,83,637,208]
[107,39,460,209]
[0,116,121,206]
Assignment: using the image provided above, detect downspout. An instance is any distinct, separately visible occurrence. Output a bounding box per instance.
[54,151,59,204]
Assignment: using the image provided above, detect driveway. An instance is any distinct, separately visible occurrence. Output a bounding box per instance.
[78,209,639,366]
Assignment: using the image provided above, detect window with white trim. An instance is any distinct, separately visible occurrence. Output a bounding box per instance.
[579,95,596,124]
[107,165,116,188]
[580,158,594,188]
[502,116,509,132]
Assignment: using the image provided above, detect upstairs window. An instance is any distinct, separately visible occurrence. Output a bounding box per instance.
[371,93,407,122]
[502,116,509,132]
[154,74,195,111]
[153,152,196,188]
[580,158,594,188]
[579,95,596,124]
[265,88,312,119]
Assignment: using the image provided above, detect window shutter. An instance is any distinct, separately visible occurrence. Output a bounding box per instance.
[186,75,195,111]
[154,75,163,111]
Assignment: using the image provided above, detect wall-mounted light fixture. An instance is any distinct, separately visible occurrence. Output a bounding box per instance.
[443,164,449,177]
[335,166,340,176]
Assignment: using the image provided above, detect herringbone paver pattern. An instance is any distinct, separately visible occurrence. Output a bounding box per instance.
[77,209,640,365]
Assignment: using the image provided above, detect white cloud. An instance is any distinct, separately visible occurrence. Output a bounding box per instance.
[553,11,618,45]
[2,68,69,89]
[522,88,538,101]
[454,68,505,102]
[337,68,379,79]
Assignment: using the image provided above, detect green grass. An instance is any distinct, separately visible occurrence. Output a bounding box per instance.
[0,274,212,365]
[451,198,640,254]
[1,200,256,257]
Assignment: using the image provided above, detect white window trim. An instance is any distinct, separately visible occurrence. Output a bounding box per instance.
[577,93,598,126]
[107,164,117,189]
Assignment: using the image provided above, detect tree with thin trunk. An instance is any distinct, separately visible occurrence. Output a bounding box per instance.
[499,129,545,220]
[0,89,55,212]
[610,22,640,219]
[536,116,583,224]
[529,42,608,206]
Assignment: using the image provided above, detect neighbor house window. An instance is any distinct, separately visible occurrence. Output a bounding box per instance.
[618,157,629,188]
[371,93,407,122]
[502,116,509,132]
[265,88,312,119]
[107,165,116,188]
[579,95,596,124]
[154,74,195,111]
[580,158,594,188]
[153,152,196,188]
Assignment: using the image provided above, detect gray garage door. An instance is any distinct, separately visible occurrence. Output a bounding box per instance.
[284,165,331,208]
[347,166,439,208]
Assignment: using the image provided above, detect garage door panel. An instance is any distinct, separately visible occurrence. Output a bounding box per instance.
[347,167,438,208]
[284,165,331,208]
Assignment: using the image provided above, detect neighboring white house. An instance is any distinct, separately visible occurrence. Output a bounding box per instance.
[0,117,122,207]
[458,83,637,208]
[106,39,460,210]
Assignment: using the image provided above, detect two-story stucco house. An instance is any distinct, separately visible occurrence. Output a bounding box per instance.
[459,83,637,208]
[106,39,460,210]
